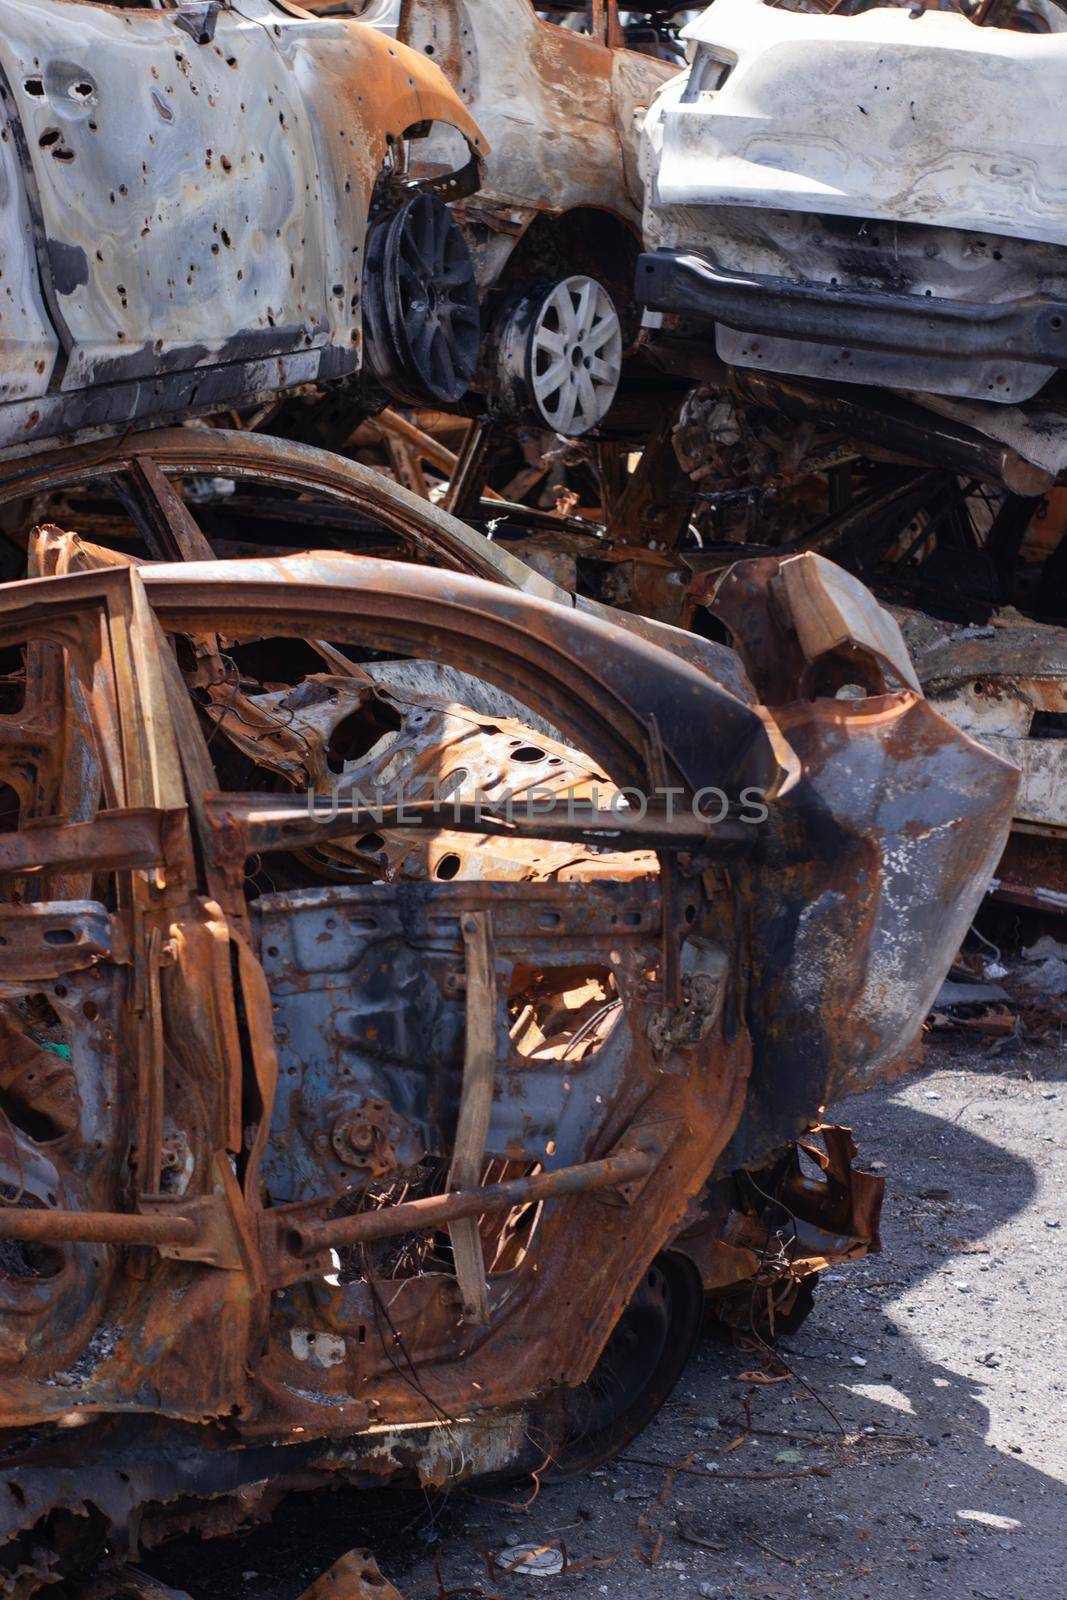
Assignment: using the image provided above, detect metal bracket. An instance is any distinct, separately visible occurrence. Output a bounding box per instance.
[141,1155,248,1270]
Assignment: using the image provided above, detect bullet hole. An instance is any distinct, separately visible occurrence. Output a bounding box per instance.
[37,128,61,147]
[71,81,94,100]
[220,228,231,247]
[221,154,232,172]
[88,120,97,132]
[424,43,435,54]
[118,183,127,196]
[23,76,44,96]
[151,89,173,122]
[226,55,237,67]
[211,242,219,255]
[52,147,74,163]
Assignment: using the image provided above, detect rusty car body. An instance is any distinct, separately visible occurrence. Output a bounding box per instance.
[397,0,681,433]
[0,523,1017,1586]
[0,0,488,455]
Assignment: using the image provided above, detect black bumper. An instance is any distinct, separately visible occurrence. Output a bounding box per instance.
[636,249,1067,368]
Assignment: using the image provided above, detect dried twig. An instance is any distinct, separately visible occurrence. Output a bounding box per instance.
[620,1454,831,1483]
[677,1523,726,1553]
[744,1531,806,1566]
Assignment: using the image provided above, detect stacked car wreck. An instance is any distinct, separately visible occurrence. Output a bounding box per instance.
[0,534,1016,1581]
[0,0,1048,1591]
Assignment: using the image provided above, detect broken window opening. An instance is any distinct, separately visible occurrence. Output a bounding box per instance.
[508,965,622,1062]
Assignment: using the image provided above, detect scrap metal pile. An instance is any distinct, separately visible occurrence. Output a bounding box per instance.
[0,0,1058,1591]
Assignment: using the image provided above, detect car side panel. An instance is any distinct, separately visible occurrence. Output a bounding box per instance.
[0,79,59,403]
[0,0,333,392]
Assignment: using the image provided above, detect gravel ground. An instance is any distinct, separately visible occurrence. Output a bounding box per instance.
[147,1031,1067,1600]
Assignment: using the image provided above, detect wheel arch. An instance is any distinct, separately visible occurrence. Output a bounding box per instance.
[492,206,642,323]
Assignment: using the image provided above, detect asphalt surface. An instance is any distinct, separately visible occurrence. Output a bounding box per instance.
[147,1030,1067,1600]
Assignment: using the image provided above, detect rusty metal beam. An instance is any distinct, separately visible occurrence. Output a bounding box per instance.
[202,792,745,864]
[0,1207,197,1247]
[370,409,505,502]
[444,418,499,517]
[0,806,186,878]
[448,911,496,1324]
[291,1150,654,1256]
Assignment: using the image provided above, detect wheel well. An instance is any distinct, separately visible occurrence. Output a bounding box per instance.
[494,208,642,333]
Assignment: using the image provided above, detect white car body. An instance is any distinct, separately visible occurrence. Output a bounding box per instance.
[640,0,1067,416]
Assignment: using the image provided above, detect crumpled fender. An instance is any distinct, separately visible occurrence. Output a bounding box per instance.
[702,553,1020,1156]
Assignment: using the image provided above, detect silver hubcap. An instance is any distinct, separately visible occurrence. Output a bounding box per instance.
[529,276,622,437]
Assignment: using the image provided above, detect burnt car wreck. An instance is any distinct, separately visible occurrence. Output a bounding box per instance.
[0,536,1016,1588]
[0,0,1054,1590]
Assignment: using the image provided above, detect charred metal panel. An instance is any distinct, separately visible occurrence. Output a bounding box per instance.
[0,0,333,386]
[0,0,485,451]
[253,880,652,1202]
[0,80,59,403]
[235,0,486,352]
[707,556,1021,1160]
[401,0,674,265]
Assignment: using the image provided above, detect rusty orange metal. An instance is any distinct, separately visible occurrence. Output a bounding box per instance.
[0,483,1018,1592]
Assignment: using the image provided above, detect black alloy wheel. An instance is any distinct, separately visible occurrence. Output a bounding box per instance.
[363,192,480,406]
